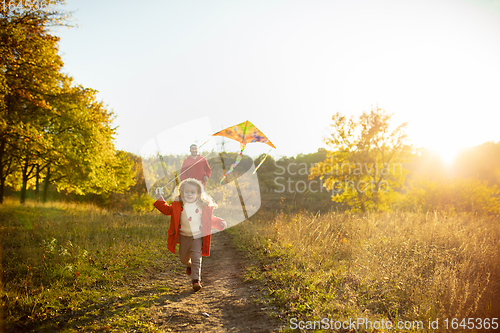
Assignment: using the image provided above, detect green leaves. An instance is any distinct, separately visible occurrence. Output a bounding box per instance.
[0,5,134,203]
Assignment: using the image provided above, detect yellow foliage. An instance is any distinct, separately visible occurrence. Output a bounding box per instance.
[398,176,500,215]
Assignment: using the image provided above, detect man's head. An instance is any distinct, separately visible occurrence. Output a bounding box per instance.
[190,144,198,157]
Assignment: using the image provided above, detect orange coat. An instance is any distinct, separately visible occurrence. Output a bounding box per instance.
[153,200,225,256]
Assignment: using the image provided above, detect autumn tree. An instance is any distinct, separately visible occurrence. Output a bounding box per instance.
[0,3,134,203]
[309,106,413,211]
[37,77,134,199]
[0,3,68,203]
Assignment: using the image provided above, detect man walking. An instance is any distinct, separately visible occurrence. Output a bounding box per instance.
[180,144,212,187]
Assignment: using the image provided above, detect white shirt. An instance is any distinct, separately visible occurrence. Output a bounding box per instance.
[179,202,203,237]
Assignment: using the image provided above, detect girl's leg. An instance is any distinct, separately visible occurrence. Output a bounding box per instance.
[190,237,203,281]
[178,235,192,267]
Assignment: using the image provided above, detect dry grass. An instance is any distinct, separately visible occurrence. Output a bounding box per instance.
[231,207,500,331]
[2,197,499,332]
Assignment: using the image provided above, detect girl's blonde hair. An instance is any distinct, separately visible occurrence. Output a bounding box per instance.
[174,178,217,208]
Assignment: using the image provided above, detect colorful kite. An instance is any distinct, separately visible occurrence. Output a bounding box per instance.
[212,120,275,184]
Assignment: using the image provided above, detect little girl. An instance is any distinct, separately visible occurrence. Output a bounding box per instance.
[154,178,226,291]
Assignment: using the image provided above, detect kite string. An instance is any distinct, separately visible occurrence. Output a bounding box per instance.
[155,138,272,194]
[219,143,245,184]
[252,148,273,174]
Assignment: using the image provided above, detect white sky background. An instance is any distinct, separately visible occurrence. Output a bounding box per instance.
[52,0,500,163]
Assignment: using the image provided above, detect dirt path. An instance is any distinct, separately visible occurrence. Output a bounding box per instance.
[7,230,285,333]
[148,230,284,332]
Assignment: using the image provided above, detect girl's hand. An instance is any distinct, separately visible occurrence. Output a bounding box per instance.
[220,220,227,230]
[156,193,165,201]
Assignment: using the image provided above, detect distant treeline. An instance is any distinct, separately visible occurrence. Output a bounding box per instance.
[254,142,500,215]
[5,141,500,216]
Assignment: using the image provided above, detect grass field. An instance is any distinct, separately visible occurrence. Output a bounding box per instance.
[2,198,499,332]
[0,198,180,332]
[230,206,500,332]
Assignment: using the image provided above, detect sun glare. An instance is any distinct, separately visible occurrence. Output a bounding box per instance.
[431,147,461,167]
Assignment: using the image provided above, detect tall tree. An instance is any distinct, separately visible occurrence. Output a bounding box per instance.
[1,3,134,203]
[309,106,413,211]
[0,1,67,203]
[30,77,134,199]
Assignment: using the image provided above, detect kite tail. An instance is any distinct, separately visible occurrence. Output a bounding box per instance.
[219,143,246,184]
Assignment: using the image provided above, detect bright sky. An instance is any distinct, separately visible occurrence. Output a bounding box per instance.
[52,0,500,163]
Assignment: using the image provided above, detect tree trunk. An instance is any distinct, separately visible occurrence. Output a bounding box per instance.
[0,138,5,204]
[35,164,40,202]
[42,165,51,203]
[0,170,4,204]
[20,158,29,204]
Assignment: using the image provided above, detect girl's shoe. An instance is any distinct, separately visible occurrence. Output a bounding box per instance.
[186,267,191,275]
[192,279,202,292]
